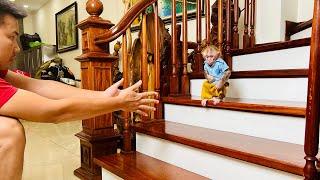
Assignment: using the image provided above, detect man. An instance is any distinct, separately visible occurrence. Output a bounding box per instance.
[0,1,158,180]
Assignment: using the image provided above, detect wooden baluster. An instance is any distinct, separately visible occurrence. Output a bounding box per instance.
[121,33,132,153]
[304,0,320,179]
[243,0,250,48]
[182,0,190,96]
[205,0,210,44]
[192,0,204,77]
[233,0,239,49]
[141,13,148,121]
[218,0,223,52]
[153,2,162,119]
[225,0,232,70]
[170,0,179,96]
[249,0,256,47]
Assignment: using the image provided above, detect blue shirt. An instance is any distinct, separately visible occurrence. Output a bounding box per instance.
[204,58,229,82]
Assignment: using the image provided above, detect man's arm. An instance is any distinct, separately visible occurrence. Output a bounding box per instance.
[4,71,120,99]
[0,81,158,123]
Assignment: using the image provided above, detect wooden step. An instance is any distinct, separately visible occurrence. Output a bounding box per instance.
[189,68,308,79]
[162,96,306,117]
[231,38,310,56]
[133,120,314,176]
[94,151,209,180]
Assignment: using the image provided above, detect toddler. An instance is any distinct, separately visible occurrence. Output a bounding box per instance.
[201,46,231,106]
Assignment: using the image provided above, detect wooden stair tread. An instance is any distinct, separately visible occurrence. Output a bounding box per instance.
[190,68,309,79]
[94,151,209,180]
[133,120,312,176]
[231,38,310,56]
[162,96,306,117]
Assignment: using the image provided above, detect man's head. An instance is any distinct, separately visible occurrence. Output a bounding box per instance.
[0,0,26,70]
[201,45,220,66]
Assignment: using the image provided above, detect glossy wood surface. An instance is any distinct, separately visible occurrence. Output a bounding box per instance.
[304,0,320,179]
[170,0,179,96]
[75,1,120,178]
[225,0,232,69]
[218,0,223,51]
[243,0,250,48]
[189,69,308,79]
[232,0,239,48]
[133,120,315,176]
[162,96,306,117]
[181,0,190,96]
[205,0,210,44]
[249,0,256,47]
[231,38,311,56]
[94,152,209,180]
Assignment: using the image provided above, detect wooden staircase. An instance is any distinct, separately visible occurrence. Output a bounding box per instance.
[74,0,320,179]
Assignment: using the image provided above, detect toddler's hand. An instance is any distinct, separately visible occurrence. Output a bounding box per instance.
[207,75,214,83]
[215,80,224,90]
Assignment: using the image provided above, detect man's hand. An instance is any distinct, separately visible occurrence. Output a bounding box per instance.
[117,80,159,116]
[104,79,124,97]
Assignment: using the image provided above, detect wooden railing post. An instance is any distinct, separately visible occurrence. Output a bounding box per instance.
[121,33,133,153]
[205,0,210,44]
[304,0,320,179]
[154,2,163,119]
[170,0,179,96]
[191,0,205,78]
[243,0,250,48]
[181,0,190,96]
[249,0,256,47]
[74,0,120,179]
[225,0,232,70]
[218,0,223,52]
[233,0,239,48]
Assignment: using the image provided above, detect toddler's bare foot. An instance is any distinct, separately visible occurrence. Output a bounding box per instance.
[201,99,208,106]
[212,97,221,105]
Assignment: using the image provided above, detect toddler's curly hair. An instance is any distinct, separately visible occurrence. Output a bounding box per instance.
[201,45,221,58]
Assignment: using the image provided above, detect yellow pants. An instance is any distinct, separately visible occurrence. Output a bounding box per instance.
[201,80,228,100]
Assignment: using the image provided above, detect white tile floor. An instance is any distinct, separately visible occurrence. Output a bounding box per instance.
[21,120,82,180]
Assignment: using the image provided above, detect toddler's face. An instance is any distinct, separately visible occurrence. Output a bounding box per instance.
[205,51,219,66]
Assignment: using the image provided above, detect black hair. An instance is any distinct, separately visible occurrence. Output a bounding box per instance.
[0,0,27,25]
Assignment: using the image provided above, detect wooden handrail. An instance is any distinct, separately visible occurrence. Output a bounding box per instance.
[286,19,312,40]
[95,0,157,44]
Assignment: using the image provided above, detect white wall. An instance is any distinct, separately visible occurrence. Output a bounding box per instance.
[23,12,35,34]
[25,0,123,80]
[255,0,283,43]
[297,0,314,21]
[281,0,298,41]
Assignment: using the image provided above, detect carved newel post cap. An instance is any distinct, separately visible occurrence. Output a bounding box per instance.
[86,0,103,17]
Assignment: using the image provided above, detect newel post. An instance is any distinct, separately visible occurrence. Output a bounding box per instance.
[74,0,120,179]
[304,0,320,179]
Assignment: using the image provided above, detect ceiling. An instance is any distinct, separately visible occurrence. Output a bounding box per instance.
[10,0,50,12]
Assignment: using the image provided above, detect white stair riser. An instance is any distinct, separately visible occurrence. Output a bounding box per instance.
[232,46,310,71]
[164,104,310,145]
[136,133,302,180]
[291,28,311,40]
[191,78,308,102]
[102,169,123,180]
